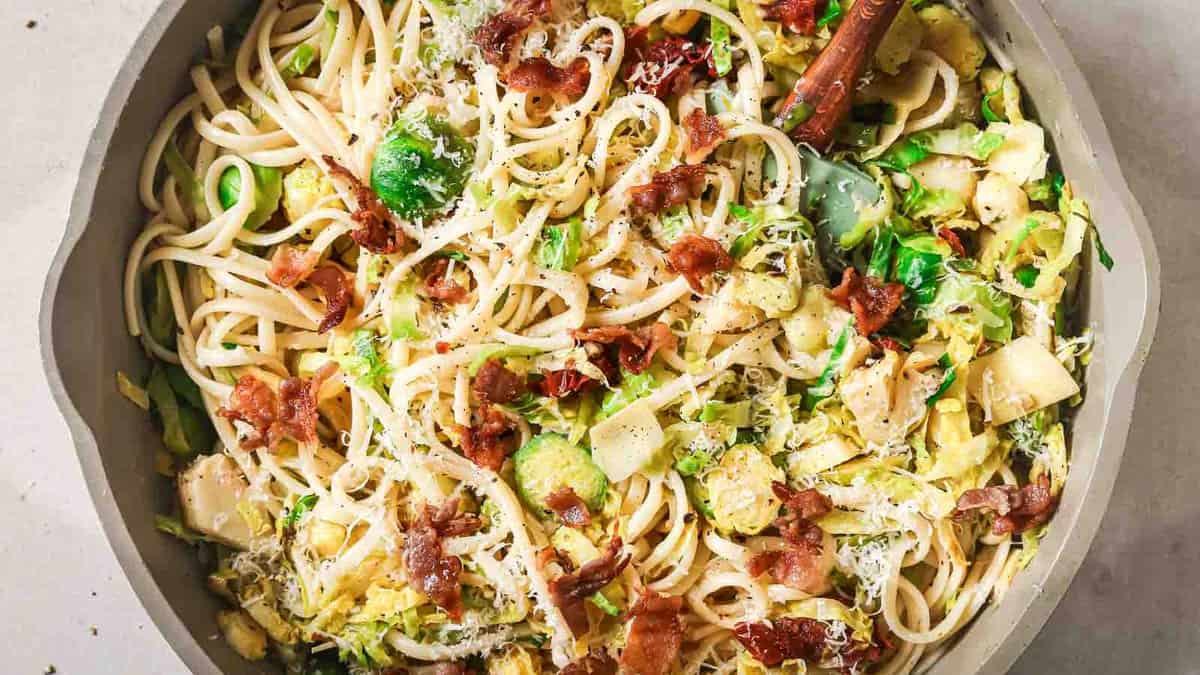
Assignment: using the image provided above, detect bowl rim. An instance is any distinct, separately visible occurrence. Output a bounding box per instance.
[38,1,1161,674]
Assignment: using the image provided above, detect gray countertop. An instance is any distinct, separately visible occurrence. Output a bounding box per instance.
[1,0,1193,673]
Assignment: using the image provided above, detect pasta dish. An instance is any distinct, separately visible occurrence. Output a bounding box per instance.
[119,0,1109,672]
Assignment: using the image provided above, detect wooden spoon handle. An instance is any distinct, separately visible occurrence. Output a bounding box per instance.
[773,0,907,150]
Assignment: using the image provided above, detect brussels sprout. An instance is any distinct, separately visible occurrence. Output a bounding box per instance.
[218,163,283,230]
[985,121,1049,186]
[216,610,268,661]
[917,4,987,81]
[909,156,979,205]
[702,443,784,535]
[740,272,800,318]
[283,160,337,224]
[873,1,924,75]
[972,171,1030,226]
[513,433,608,516]
[370,115,473,219]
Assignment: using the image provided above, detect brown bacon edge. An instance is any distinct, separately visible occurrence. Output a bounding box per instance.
[665,233,733,293]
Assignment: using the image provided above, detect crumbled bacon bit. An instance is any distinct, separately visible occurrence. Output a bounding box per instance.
[665,233,733,292]
[749,482,834,593]
[620,591,685,675]
[458,404,519,471]
[403,498,481,621]
[472,359,526,405]
[545,487,592,528]
[734,616,883,670]
[622,30,712,98]
[829,266,905,336]
[536,546,562,570]
[423,258,469,304]
[683,108,727,164]
[548,537,631,635]
[561,651,618,675]
[266,245,318,288]
[324,156,402,254]
[937,227,969,258]
[872,335,907,353]
[307,265,353,333]
[219,363,339,451]
[628,164,707,216]
[571,323,678,375]
[505,57,591,98]
[735,618,828,667]
[763,0,823,36]
[774,481,834,520]
[473,12,532,67]
[533,367,597,398]
[956,476,1058,535]
[572,326,634,343]
[955,484,1018,516]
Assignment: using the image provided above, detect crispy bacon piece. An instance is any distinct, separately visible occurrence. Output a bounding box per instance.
[561,651,618,675]
[266,246,353,332]
[505,57,591,98]
[458,404,519,471]
[622,30,712,98]
[307,265,353,333]
[472,359,526,405]
[548,537,631,635]
[533,368,596,398]
[403,498,481,621]
[936,226,969,258]
[666,233,734,292]
[683,108,727,165]
[956,484,1019,516]
[572,326,634,343]
[536,546,562,570]
[219,363,339,451]
[266,245,318,288]
[423,258,469,304]
[473,12,532,66]
[571,322,678,375]
[774,481,834,520]
[829,267,905,336]
[545,487,592,528]
[324,156,402,254]
[872,335,907,353]
[473,0,553,66]
[620,591,685,675]
[956,476,1058,535]
[746,483,833,593]
[628,164,707,217]
[534,342,620,397]
[734,617,883,670]
[762,0,823,36]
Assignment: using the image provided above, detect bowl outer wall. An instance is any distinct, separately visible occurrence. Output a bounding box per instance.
[38,1,1161,674]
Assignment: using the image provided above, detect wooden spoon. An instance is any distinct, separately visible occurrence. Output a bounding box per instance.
[773,0,908,150]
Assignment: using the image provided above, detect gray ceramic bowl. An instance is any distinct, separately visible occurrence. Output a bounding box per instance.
[39,0,1160,673]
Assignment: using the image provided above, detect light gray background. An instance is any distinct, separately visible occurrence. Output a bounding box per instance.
[1,0,1193,673]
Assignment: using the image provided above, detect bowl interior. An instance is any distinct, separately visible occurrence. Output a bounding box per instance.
[42,1,1158,674]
